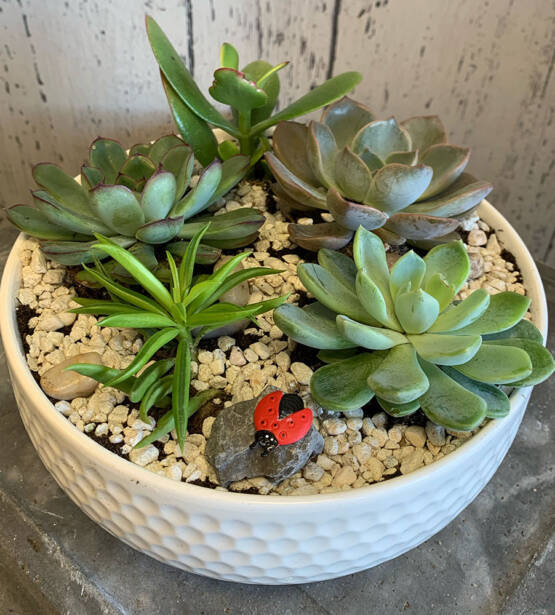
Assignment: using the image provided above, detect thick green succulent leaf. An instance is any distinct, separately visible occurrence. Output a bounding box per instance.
[484,338,554,387]
[423,240,469,294]
[243,60,281,125]
[220,42,239,69]
[298,262,373,325]
[209,67,268,115]
[140,170,177,222]
[409,332,482,365]
[288,221,353,251]
[32,191,109,235]
[318,248,358,287]
[177,208,264,246]
[33,163,93,217]
[317,348,359,363]
[395,289,440,334]
[367,344,429,404]
[146,16,237,134]
[135,216,183,244]
[250,71,362,134]
[356,270,400,329]
[453,343,532,384]
[272,121,319,185]
[129,143,151,156]
[119,155,156,184]
[424,272,456,312]
[334,146,372,202]
[7,205,88,241]
[389,250,426,300]
[206,155,249,206]
[385,212,460,240]
[483,318,543,343]
[352,118,411,159]
[400,116,447,153]
[148,135,185,165]
[374,225,406,246]
[353,226,393,305]
[90,185,145,236]
[406,172,493,217]
[41,236,136,265]
[161,145,194,199]
[418,144,470,200]
[172,161,222,220]
[81,165,104,190]
[409,231,462,251]
[385,150,419,165]
[160,73,219,166]
[326,187,388,231]
[111,242,158,279]
[321,96,375,149]
[265,152,327,209]
[359,147,384,172]
[218,140,240,160]
[88,138,127,184]
[456,292,531,336]
[418,359,487,431]
[273,302,355,350]
[429,289,490,333]
[310,352,386,411]
[306,121,337,188]
[337,315,407,349]
[116,174,138,190]
[441,366,510,418]
[365,163,433,214]
[377,397,420,418]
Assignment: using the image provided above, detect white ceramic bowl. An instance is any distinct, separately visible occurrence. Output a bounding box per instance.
[0,201,548,584]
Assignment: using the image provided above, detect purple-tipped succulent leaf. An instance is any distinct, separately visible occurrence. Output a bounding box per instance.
[289,221,353,251]
[327,187,388,232]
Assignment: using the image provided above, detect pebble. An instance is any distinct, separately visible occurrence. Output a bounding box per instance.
[404,425,427,448]
[467,229,487,246]
[303,462,324,482]
[290,362,313,385]
[333,466,357,488]
[129,445,159,467]
[365,457,385,482]
[426,422,447,447]
[400,449,425,475]
[323,417,347,435]
[40,352,103,400]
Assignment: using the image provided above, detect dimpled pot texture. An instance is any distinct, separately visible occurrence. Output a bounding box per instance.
[0,201,548,584]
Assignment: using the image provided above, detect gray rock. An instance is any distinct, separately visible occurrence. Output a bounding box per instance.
[40,352,102,400]
[205,387,324,486]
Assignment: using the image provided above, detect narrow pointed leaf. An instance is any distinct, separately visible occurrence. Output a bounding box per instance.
[99,312,176,329]
[172,338,191,448]
[65,364,134,394]
[132,358,176,405]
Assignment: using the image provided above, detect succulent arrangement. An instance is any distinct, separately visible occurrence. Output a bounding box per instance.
[68,227,288,448]
[274,227,554,430]
[146,17,361,164]
[265,97,493,250]
[8,135,264,271]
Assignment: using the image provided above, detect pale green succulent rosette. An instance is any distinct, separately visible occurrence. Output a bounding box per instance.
[266,97,493,251]
[274,227,554,431]
[8,135,264,273]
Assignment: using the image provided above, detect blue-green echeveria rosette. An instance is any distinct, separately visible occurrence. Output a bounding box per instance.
[274,226,554,431]
[266,97,493,251]
[7,134,264,271]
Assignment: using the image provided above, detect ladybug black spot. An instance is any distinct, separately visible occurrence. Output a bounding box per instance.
[279,393,304,418]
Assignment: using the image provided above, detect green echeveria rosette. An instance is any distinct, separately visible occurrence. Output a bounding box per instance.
[265,97,493,251]
[7,134,264,273]
[274,227,554,431]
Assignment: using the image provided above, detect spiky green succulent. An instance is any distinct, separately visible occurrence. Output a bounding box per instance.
[274,227,554,430]
[146,16,361,164]
[266,97,493,251]
[8,135,264,269]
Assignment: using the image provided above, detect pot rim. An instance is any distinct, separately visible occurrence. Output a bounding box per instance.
[0,200,548,508]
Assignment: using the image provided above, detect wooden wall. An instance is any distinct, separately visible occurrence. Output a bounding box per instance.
[1,0,553,264]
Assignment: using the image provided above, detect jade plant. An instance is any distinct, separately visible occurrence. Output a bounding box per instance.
[69,226,288,448]
[8,134,264,270]
[274,227,554,430]
[265,97,493,250]
[146,16,361,163]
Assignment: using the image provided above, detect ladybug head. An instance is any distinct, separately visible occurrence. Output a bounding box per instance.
[250,430,278,456]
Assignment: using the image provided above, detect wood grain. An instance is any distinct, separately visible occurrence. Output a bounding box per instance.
[0,0,553,263]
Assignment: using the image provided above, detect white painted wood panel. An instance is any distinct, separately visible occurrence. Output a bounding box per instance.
[0,0,553,263]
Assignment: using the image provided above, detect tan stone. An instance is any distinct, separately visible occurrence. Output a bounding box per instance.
[40,352,102,400]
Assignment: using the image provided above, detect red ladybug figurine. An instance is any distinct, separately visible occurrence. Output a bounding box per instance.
[250,391,313,456]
